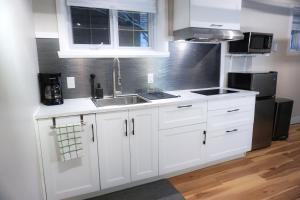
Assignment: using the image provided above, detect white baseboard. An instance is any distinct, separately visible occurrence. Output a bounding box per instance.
[291,115,300,124]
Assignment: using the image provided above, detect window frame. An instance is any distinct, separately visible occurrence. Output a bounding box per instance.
[288,7,300,54]
[66,6,154,50]
[67,6,115,49]
[116,10,154,49]
[55,0,170,58]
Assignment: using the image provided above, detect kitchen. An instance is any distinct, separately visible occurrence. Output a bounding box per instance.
[1,0,300,200]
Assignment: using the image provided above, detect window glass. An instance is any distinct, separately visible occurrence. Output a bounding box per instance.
[291,30,300,50]
[290,8,300,51]
[118,11,150,47]
[71,7,110,45]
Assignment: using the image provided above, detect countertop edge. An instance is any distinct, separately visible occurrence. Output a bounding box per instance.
[34,88,259,120]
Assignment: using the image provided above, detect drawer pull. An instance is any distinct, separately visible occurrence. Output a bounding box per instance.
[226,129,238,133]
[125,120,128,136]
[210,24,223,27]
[177,105,192,109]
[203,130,207,145]
[132,118,135,135]
[227,109,240,113]
[92,124,95,142]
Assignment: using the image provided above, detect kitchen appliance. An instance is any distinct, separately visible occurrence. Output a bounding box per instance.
[273,98,294,141]
[228,71,277,150]
[229,32,273,54]
[174,28,244,42]
[38,73,63,106]
[191,89,238,96]
[137,89,179,100]
[172,0,244,42]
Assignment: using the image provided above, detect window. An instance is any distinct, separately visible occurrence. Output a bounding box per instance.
[290,8,300,51]
[56,0,169,58]
[69,7,152,48]
[71,7,111,45]
[118,11,150,47]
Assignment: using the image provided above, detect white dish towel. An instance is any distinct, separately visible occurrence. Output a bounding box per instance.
[55,123,84,162]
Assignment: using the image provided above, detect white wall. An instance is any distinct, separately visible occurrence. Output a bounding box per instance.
[0,0,42,199]
[225,0,300,122]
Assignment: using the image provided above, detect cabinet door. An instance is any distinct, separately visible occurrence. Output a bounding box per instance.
[190,0,241,30]
[97,111,130,189]
[159,124,206,175]
[38,114,100,200]
[129,108,159,181]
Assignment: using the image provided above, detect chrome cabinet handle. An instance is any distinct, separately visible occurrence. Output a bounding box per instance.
[227,109,240,113]
[226,129,238,133]
[91,124,95,142]
[177,105,192,109]
[210,24,223,27]
[132,118,135,135]
[203,130,207,145]
[125,120,128,136]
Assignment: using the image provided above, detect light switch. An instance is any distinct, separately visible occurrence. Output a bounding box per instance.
[67,77,75,89]
[148,73,154,84]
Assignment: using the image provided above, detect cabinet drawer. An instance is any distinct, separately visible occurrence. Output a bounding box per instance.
[207,106,254,131]
[207,123,253,138]
[159,102,207,130]
[208,96,255,111]
[205,124,253,162]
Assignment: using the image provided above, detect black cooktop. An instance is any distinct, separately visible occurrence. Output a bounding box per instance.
[138,91,179,100]
[192,89,238,96]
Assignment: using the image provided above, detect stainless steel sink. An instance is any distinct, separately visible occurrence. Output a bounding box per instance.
[92,95,149,107]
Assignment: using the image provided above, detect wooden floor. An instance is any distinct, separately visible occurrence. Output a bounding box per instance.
[170,124,300,200]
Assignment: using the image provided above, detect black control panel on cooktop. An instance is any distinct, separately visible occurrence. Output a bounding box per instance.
[191,89,238,96]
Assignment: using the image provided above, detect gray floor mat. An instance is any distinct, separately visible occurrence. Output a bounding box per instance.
[87,180,185,200]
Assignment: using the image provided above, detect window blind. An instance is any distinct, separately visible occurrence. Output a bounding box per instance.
[292,8,300,31]
[291,8,300,50]
[66,0,157,13]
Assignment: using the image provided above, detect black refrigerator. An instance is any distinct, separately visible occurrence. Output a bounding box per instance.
[228,71,277,150]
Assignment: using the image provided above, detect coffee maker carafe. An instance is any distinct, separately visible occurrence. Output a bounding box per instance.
[38,73,64,105]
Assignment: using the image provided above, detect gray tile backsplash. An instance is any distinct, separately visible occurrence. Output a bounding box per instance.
[36,38,220,99]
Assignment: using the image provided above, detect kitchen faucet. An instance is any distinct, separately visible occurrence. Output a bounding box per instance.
[112,58,122,98]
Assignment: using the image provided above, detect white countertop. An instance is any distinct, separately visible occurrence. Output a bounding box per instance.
[35,87,258,120]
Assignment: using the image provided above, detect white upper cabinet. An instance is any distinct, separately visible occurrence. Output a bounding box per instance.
[173,0,242,31]
[38,114,100,200]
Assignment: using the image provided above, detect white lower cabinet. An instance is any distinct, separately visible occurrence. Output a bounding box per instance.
[129,109,159,181]
[96,111,131,189]
[204,96,255,163]
[204,124,253,162]
[37,96,257,199]
[38,114,100,200]
[96,108,158,189]
[159,124,206,175]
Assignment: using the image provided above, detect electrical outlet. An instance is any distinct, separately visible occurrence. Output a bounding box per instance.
[67,77,75,89]
[148,73,154,84]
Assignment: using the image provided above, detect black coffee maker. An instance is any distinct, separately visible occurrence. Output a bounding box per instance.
[38,73,64,105]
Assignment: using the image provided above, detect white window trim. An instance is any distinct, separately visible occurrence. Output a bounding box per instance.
[56,0,169,58]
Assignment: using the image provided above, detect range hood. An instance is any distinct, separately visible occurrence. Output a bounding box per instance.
[172,0,244,42]
[173,27,244,42]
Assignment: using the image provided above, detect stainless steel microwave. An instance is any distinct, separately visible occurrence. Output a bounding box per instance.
[229,32,273,54]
